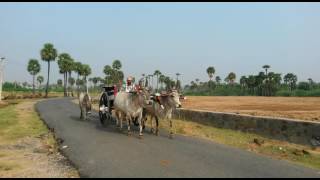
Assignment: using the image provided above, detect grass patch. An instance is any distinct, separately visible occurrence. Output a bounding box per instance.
[0,100,48,143]
[0,162,20,171]
[145,117,320,170]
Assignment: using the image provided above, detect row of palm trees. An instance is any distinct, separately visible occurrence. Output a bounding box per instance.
[187,65,312,96]
[27,43,92,97]
[151,70,182,92]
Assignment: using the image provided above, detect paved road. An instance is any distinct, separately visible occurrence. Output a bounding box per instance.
[36,98,320,178]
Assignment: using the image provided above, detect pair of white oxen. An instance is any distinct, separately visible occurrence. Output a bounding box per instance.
[79,89,182,139]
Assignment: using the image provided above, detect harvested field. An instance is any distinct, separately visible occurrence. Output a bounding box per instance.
[181,96,320,122]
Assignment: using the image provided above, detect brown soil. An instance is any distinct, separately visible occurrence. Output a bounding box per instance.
[182,96,320,121]
[0,100,79,178]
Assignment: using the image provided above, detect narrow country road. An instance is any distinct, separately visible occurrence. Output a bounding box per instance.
[35,98,320,178]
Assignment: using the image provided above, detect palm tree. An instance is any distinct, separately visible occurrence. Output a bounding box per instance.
[37,75,44,91]
[150,74,154,89]
[74,62,83,97]
[263,65,270,77]
[91,77,99,88]
[67,59,75,96]
[175,73,181,89]
[159,74,165,90]
[82,64,92,93]
[215,76,221,84]
[240,76,247,88]
[103,65,113,85]
[27,59,41,95]
[154,70,161,92]
[57,79,63,87]
[68,77,75,97]
[112,60,122,70]
[195,78,200,85]
[206,66,215,81]
[111,60,123,85]
[40,43,58,98]
[227,72,236,84]
[284,73,297,91]
[57,53,73,97]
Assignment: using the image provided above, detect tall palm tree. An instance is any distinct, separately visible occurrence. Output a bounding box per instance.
[112,60,122,70]
[37,75,44,91]
[176,73,181,82]
[284,73,297,91]
[57,53,73,97]
[240,76,247,89]
[40,43,58,98]
[82,64,92,93]
[263,65,270,77]
[74,62,83,97]
[151,74,154,89]
[141,73,146,87]
[57,79,63,87]
[103,65,113,85]
[68,77,75,97]
[175,73,181,89]
[227,72,236,84]
[215,76,221,84]
[27,59,41,95]
[154,70,161,92]
[206,66,215,81]
[159,74,165,90]
[195,78,200,85]
[67,59,75,96]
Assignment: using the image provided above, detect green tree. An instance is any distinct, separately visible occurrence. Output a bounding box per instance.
[112,60,122,70]
[215,76,221,84]
[206,66,215,81]
[57,79,63,87]
[82,64,92,93]
[263,65,270,77]
[240,76,247,89]
[40,43,58,97]
[159,74,165,90]
[27,59,41,95]
[103,65,113,85]
[68,77,75,97]
[57,53,73,97]
[227,72,236,84]
[284,73,297,91]
[37,75,44,90]
[74,62,83,97]
[154,70,162,92]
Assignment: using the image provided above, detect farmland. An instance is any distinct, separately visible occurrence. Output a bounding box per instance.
[181,96,320,122]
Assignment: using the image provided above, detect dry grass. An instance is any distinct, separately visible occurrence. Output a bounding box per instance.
[0,100,79,178]
[144,117,320,170]
[182,96,320,121]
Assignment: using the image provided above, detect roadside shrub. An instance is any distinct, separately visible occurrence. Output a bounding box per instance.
[275,90,292,97]
[298,82,311,91]
[307,89,320,97]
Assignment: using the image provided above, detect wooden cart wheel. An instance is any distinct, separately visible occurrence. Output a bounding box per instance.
[99,93,108,125]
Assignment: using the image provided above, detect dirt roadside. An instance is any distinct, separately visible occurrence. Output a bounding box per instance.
[0,100,79,178]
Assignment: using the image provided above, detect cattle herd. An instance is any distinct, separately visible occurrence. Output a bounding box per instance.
[79,88,182,139]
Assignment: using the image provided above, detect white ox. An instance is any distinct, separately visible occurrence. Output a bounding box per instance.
[79,92,92,120]
[143,90,182,139]
[113,90,151,137]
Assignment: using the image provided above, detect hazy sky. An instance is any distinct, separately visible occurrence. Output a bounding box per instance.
[1,2,320,86]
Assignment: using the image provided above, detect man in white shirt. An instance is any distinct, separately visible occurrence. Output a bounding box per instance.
[125,76,136,93]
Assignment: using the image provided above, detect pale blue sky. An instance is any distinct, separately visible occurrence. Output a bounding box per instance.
[1,2,320,86]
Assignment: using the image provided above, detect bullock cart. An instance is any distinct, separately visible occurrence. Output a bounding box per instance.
[99,85,117,125]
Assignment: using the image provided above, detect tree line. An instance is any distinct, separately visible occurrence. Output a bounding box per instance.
[25,43,184,97]
[184,65,320,97]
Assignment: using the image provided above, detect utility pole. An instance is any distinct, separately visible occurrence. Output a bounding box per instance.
[0,57,6,102]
